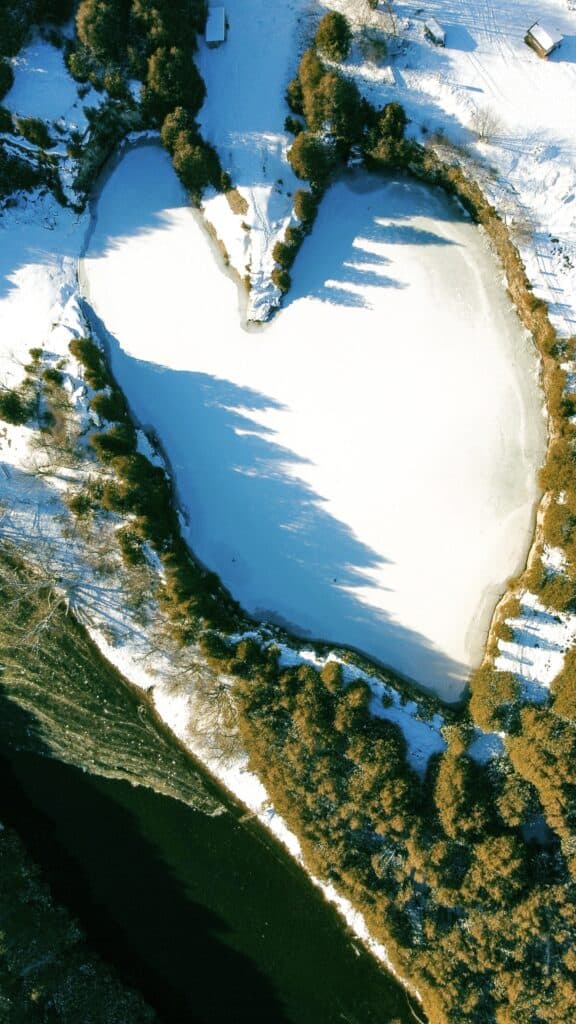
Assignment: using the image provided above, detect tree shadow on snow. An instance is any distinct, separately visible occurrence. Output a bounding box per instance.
[286,176,459,311]
[85,302,468,703]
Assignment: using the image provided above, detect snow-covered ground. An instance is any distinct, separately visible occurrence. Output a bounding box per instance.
[192,0,576,691]
[196,0,310,319]
[6,38,94,133]
[386,0,576,337]
[81,143,546,702]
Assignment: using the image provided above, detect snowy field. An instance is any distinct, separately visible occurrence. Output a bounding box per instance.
[81,145,546,702]
[7,38,91,131]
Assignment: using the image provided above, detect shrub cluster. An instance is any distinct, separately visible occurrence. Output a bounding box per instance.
[70,0,227,203]
[0,139,45,197]
[0,0,74,58]
[68,333,241,634]
[277,20,412,295]
[161,106,228,200]
[0,388,32,425]
[69,336,108,389]
[16,115,54,149]
[315,11,352,62]
[0,58,14,100]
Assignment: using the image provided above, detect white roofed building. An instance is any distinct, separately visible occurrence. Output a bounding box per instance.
[525,21,563,58]
[206,7,227,48]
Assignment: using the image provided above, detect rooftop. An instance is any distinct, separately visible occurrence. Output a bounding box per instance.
[206,7,226,45]
[527,21,563,53]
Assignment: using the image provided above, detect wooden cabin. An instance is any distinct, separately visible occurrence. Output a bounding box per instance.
[525,21,563,58]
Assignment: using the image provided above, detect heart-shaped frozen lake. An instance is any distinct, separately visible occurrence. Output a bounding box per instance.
[81,145,546,702]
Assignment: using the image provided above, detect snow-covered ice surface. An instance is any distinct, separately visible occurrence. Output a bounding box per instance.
[81,144,546,703]
[167,0,576,693]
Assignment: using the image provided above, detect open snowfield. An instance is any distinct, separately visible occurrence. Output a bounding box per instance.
[81,144,546,701]
[7,38,91,131]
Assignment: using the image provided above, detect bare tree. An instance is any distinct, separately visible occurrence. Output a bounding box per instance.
[472,106,501,143]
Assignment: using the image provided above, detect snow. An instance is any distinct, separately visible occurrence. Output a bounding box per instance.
[373,0,576,336]
[81,143,546,702]
[496,590,576,700]
[2,3,575,1001]
[6,37,97,134]
[196,0,306,319]
[425,18,447,45]
[467,728,504,763]
[276,643,446,771]
[0,196,86,387]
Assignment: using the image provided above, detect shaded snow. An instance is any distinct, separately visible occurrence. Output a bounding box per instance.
[496,590,576,700]
[82,144,546,702]
[6,37,99,133]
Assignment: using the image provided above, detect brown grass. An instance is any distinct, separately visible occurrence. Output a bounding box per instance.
[225,188,248,216]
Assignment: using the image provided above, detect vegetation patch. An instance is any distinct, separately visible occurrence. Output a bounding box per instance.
[70,0,229,204]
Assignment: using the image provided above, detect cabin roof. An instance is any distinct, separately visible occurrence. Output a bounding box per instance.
[206,6,226,44]
[527,21,563,53]
[424,18,445,40]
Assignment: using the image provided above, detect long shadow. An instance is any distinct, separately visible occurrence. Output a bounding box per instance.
[444,23,478,52]
[82,145,189,261]
[0,688,414,1024]
[511,626,566,654]
[84,298,467,700]
[286,176,457,311]
[81,157,473,698]
[550,36,576,64]
[0,720,291,1023]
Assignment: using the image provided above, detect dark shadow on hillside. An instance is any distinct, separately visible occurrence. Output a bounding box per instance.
[0,729,292,1024]
[83,301,467,702]
[0,217,82,302]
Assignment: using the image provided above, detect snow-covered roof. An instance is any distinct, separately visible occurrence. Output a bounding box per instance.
[527,22,563,54]
[206,7,226,44]
[424,18,445,43]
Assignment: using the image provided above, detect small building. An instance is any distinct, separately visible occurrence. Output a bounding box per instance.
[525,21,563,58]
[424,17,446,47]
[206,6,226,48]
